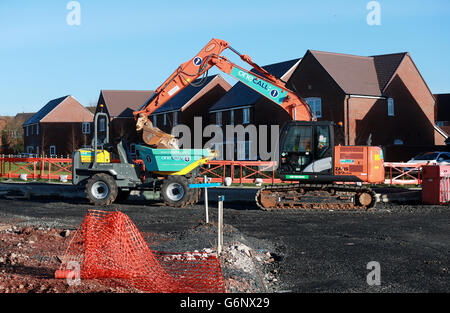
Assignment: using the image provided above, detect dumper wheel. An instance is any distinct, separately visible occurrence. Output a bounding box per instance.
[183,178,201,206]
[161,176,192,207]
[86,173,118,206]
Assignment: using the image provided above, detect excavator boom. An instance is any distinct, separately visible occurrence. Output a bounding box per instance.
[133,38,313,148]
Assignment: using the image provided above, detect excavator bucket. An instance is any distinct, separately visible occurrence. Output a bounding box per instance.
[137,114,179,149]
[142,121,179,149]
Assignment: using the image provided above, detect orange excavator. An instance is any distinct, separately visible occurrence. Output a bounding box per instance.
[133,38,385,210]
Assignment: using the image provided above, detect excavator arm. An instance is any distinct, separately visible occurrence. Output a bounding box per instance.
[133,38,313,148]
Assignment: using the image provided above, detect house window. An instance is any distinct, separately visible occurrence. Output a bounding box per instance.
[25,127,28,137]
[388,98,394,116]
[99,118,106,131]
[31,125,34,135]
[236,141,254,160]
[152,115,157,127]
[36,124,39,135]
[243,108,250,124]
[305,97,322,118]
[50,146,56,156]
[173,112,178,126]
[216,112,222,126]
[27,146,33,154]
[237,141,246,160]
[82,122,91,134]
[436,121,445,127]
[163,114,167,126]
[230,110,234,125]
[36,146,39,156]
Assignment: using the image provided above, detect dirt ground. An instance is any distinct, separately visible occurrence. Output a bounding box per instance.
[0,189,448,293]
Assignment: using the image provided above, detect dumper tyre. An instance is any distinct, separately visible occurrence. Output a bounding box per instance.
[161,176,192,207]
[185,177,201,205]
[85,173,119,206]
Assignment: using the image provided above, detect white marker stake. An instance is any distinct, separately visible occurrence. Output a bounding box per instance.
[217,195,224,255]
[204,176,209,224]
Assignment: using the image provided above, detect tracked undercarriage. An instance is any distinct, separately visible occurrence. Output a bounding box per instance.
[255,183,377,211]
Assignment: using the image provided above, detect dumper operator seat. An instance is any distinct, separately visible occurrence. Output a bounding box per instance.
[116,139,134,164]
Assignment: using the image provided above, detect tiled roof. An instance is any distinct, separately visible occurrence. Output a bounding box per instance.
[372,53,407,92]
[310,50,408,96]
[152,75,219,114]
[23,96,69,126]
[100,90,155,117]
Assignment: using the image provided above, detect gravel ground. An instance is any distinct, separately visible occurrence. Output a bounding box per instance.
[0,189,448,293]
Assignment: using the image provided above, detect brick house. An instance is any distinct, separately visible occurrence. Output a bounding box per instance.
[95,90,155,153]
[208,50,445,161]
[288,50,444,148]
[150,74,231,148]
[23,95,94,156]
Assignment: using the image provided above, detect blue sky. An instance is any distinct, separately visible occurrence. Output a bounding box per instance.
[0,0,449,115]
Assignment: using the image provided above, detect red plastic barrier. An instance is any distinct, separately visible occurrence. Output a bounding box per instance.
[421,165,450,205]
[56,210,226,293]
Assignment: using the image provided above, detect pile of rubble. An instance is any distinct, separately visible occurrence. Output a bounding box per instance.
[149,222,283,293]
[221,242,281,292]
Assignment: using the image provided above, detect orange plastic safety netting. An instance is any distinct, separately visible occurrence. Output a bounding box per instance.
[55,210,226,293]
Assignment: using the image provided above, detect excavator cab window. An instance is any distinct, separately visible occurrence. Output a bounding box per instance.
[280,122,334,174]
[280,125,313,172]
[315,125,331,159]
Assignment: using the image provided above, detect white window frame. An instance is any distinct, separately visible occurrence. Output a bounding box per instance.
[173,112,178,126]
[82,122,91,134]
[230,110,234,125]
[216,112,222,126]
[305,97,322,118]
[388,98,395,116]
[99,118,106,132]
[237,141,246,160]
[49,145,56,156]
[243,108,250,124]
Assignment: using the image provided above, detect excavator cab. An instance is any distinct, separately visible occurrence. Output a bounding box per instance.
[279,121,334,177]
[278,120,385,185]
